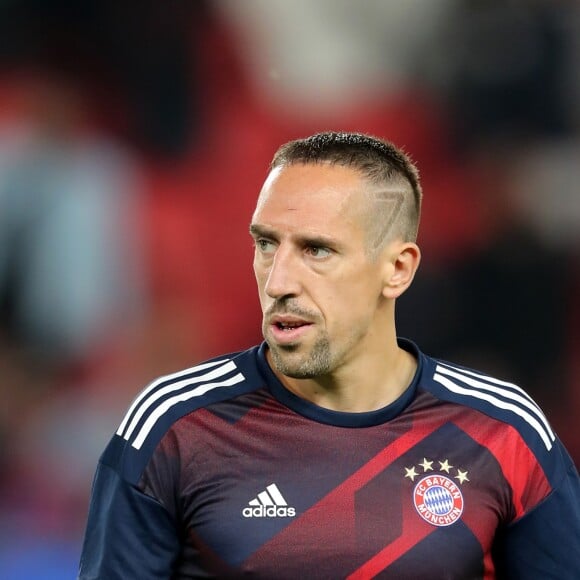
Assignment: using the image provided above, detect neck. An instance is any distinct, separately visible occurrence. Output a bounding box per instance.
[268,334,417,413]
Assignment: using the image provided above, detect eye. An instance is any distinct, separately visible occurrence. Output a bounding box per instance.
[255,238,277,254]
[306,245,332,259]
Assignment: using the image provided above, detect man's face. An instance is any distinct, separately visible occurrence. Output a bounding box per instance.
[250,162,389,379]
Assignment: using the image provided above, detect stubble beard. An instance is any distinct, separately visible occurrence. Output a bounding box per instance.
[266,332,333,379]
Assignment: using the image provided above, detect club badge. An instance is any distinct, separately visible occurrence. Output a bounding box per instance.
[404,458,469,527]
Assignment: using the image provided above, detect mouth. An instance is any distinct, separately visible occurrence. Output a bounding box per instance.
[268,316,313,344]
[275,320,308,330]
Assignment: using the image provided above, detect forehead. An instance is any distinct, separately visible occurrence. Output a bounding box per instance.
[252,163,369,235]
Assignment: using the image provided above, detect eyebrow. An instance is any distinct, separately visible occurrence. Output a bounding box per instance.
[249,223,270,238]
[249,223,342,250]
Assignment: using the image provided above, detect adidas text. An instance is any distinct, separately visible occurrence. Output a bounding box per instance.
[242,505,296,518]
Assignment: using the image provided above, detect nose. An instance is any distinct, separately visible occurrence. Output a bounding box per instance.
[263,246,301,300]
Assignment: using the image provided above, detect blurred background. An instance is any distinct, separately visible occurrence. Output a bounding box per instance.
[0,1,578,577]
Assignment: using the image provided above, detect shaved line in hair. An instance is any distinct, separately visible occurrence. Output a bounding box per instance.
[374,190,404,247]
[360,189,407,257]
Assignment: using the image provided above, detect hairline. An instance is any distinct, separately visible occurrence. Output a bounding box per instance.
[268,158,418,256]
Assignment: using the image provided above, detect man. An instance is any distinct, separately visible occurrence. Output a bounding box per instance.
[78,132,580,578]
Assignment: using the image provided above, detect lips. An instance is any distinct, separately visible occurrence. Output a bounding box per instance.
[276,320,307,330]
[270,314,311,328]
[268,315,313,344]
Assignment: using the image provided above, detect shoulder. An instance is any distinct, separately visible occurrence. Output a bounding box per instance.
[417,350,572,485]
[100,344,267,484]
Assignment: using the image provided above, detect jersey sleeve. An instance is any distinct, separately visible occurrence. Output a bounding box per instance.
[494,442,580,579]
[78,460,180,579]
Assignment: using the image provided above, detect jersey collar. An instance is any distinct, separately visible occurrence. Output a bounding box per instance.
[256,338,422,428]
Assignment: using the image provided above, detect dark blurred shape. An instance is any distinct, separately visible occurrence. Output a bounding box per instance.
[0,72,147,564]
[450,144,575,414]
[399,143,574,418]
[0,74,145,365]
[453,229,571,407]
[433,0,576,151]
[0,0,209,159]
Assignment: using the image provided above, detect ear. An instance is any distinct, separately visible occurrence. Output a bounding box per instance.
[381,242,421,299]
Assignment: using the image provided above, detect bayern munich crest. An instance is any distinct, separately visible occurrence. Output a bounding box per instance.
[405,458,469,527]
[413,474,464,526]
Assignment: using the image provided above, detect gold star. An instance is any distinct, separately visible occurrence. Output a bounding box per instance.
[419,458,434,472]
[439,459,453,473]
[404,466,419,481]
[455,469,470,484]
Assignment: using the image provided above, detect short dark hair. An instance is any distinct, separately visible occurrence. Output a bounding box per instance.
[270,131,422,245]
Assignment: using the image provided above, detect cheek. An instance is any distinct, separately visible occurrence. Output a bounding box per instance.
[324,275,381,320]
[253,267,271,306]
[253,261,266,286]
[316,285,360,321]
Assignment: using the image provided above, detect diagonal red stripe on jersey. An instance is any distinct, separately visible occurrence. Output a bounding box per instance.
[452,414,551,518]
[246,421,439,573]
[346,524,435,580]
[335,421,434,493]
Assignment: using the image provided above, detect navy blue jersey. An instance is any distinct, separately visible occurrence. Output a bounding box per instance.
[78,339,580,579]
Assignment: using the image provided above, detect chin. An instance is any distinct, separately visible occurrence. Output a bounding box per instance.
[268,342,333,379]
[267,344,302,374]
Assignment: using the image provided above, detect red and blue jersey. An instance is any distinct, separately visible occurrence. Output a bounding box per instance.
[78,339,580,579]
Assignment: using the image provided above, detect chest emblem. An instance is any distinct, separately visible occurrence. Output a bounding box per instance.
[242,483,296,518]
[405,458,469,527]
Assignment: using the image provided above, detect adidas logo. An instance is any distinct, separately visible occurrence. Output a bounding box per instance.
[242,483,296,518]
